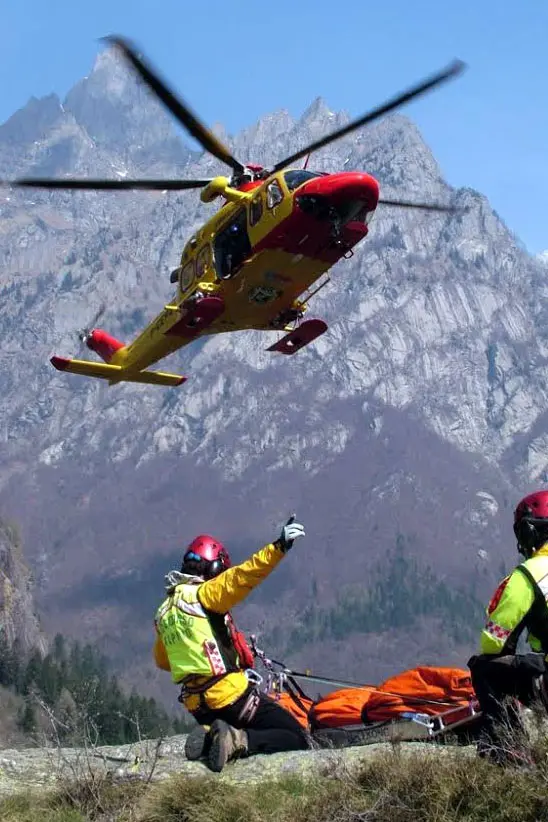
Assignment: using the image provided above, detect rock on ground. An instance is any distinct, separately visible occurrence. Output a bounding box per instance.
[0,734,475,796]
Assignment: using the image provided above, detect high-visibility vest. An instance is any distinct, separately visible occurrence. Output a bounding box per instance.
[516,554,548,653]
[155,582,238,683]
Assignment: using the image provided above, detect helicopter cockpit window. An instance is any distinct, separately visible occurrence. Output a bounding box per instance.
[283,170,324,191]
[249,195,263,227]
[266,180,283,209]
[213,210,251,280]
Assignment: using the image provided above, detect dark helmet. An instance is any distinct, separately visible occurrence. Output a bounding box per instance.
[513,491,548,558]
[180,534,231,580]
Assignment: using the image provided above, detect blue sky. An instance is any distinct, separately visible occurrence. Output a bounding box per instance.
[1,0,547,253]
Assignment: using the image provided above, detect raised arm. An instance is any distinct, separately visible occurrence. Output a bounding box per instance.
[198,518,305,614]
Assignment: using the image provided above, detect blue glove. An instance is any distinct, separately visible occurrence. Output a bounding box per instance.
[275,515,305,553]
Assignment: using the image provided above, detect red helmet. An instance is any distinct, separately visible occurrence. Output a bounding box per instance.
[181,534,231,579]
[514,491,548,557]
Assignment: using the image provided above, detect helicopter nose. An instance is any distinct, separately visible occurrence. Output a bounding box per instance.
[296,171,379,211]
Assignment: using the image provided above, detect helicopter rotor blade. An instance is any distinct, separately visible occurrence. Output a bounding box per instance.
[103,35,245,175]
[2,178,213,191]
[270,59,466,173]
[378,197,465,213]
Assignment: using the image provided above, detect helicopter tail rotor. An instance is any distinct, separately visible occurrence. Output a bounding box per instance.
[76,303,107,356]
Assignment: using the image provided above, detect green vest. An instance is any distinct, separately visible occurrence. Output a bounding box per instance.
[155,582,237,684]
[516,554,548,653]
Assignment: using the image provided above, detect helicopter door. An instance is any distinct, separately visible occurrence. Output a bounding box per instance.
[258,178,285,236]
[266,179,283,209]
[214,209,251,280]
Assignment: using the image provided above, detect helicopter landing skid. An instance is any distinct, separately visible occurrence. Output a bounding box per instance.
[266,319,328,355]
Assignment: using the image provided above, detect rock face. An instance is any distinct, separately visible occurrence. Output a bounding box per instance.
[0,520,46,655]
[0,733,470,797]
[0,708,541,798]
[0,44,546,689]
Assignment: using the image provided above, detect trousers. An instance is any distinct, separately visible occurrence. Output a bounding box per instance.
[468,652,546,754]
[192,687,309,756]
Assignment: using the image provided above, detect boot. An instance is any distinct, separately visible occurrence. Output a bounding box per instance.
[207,719,249,772]
[184,724,211,761]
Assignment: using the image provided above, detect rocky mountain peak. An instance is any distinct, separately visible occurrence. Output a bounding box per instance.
[299,96,338,125]
[87,45,136,99]
[0,93,65,146]
[231,109,296,169]
[63,46,190,169]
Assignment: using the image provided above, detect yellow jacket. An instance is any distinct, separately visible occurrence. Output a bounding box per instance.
[154,541,284,710]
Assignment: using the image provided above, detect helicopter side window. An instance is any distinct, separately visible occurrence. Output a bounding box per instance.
[266,180,283,209]
[249,195,263,227]
[179,260,195,292]
[196,246,211,279]
[213,210,252,280]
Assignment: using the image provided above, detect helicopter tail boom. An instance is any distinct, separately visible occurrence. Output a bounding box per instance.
[84,329,126,363]
[50,356,186,387]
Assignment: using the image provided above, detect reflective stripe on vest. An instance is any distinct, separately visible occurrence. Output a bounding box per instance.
[155,583,228,683]
[156,596,207,623]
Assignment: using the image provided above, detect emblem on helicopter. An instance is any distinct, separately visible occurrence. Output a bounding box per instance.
[248,286,282,305]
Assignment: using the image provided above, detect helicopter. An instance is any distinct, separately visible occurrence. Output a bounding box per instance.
[4,37,466,388]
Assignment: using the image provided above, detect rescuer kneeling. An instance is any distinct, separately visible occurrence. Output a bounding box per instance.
[153,516,309,772]
[469,491,548,767]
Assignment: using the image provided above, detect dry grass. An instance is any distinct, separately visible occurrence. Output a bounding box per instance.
[0,741,548,822]
[135,741,548,822]
[354,748,548,822]
[0,776,144,822]
[135,771,338,822]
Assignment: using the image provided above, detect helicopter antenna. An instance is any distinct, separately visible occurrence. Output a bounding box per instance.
[303,154,311,170]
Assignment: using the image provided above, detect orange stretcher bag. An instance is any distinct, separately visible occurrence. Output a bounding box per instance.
[362,666,475,722]
[309,686,375,728]
[309,666,475,728]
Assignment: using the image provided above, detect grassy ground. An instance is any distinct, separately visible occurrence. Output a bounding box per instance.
[0,743,547,822]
